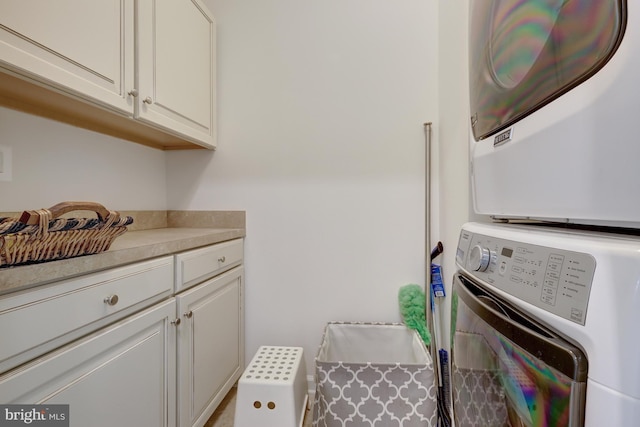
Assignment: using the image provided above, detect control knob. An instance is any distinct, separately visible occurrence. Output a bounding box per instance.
[469,245,491,272]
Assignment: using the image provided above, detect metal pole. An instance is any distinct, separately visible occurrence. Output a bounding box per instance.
[424,122,433,337]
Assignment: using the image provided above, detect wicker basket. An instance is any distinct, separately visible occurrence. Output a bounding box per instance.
[0,202,133,267]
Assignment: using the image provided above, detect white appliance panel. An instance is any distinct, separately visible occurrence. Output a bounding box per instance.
[469,1,640,228]
[456,223,640,407]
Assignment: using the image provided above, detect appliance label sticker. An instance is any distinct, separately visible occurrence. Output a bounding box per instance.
[494,128,513,147]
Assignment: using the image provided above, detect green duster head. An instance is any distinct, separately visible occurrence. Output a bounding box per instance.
[398,284,431,346]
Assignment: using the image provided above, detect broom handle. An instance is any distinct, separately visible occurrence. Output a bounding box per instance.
[19,201,115,225]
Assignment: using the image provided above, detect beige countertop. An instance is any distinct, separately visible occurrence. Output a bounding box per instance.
[0,210,246,295]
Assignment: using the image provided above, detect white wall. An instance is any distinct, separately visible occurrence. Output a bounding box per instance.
[0,0,472,380]
[0,107,167,212]
[435,2,470,352]
[167,0,438,373]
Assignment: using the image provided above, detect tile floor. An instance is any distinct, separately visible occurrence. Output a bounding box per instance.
[203,386,313,427]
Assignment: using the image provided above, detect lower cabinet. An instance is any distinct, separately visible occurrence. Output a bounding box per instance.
[176,267,244,427]
[0,299,177,427]
[0,239,245,427]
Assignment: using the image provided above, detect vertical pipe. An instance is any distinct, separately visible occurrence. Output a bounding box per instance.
[424,122,433,337]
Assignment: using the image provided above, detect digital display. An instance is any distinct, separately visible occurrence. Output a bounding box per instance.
[501,247,514,258]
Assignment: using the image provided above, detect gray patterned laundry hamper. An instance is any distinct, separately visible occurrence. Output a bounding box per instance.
[312,322,437,427]
[452,366,508,426]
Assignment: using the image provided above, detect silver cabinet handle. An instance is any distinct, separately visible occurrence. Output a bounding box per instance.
[104,295,119,306]
[218,256,226,263]
[143,97,153,104]
[171,318,181,326]
[127,89,138,97]
[184,311,193,319]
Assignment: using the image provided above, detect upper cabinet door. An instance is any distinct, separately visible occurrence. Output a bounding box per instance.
[136,0,216,148]
[0,0,134,114]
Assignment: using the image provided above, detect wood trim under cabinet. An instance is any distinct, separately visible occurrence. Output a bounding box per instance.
[0,71,208,151]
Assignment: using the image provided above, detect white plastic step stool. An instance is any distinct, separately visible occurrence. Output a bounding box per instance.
[235,346,308,427]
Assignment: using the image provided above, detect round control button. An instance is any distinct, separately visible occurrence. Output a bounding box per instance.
[469,245,491,272]
[499,261,507,275]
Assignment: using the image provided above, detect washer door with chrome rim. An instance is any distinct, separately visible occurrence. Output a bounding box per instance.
[450,274,587,427]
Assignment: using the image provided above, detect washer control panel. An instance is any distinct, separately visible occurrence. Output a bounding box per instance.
[456,228,596,325]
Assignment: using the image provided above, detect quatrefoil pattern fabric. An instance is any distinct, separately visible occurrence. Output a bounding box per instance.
[452,366,508,427]
[312,361,437,427]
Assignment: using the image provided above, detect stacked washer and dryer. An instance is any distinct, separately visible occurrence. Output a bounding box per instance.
[452,1,640,426]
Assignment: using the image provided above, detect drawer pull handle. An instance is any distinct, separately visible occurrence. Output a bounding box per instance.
[184,311,193,319]
[171,318,181,326]
[218,256,226,263]
[103,295,119,306]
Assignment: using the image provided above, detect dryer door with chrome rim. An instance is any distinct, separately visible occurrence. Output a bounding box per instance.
[469,0,625,141]
[451,274,587,427]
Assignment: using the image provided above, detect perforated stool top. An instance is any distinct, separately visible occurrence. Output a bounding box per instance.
[235,346,308,427]
[240,346,303,384]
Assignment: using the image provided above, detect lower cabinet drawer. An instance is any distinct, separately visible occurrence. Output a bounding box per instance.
[0,256,174,374]
[175,239,243,292]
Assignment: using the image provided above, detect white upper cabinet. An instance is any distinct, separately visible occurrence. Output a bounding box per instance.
[136,0,216,148]
[0,0,134,114]
[0,0,216,149]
